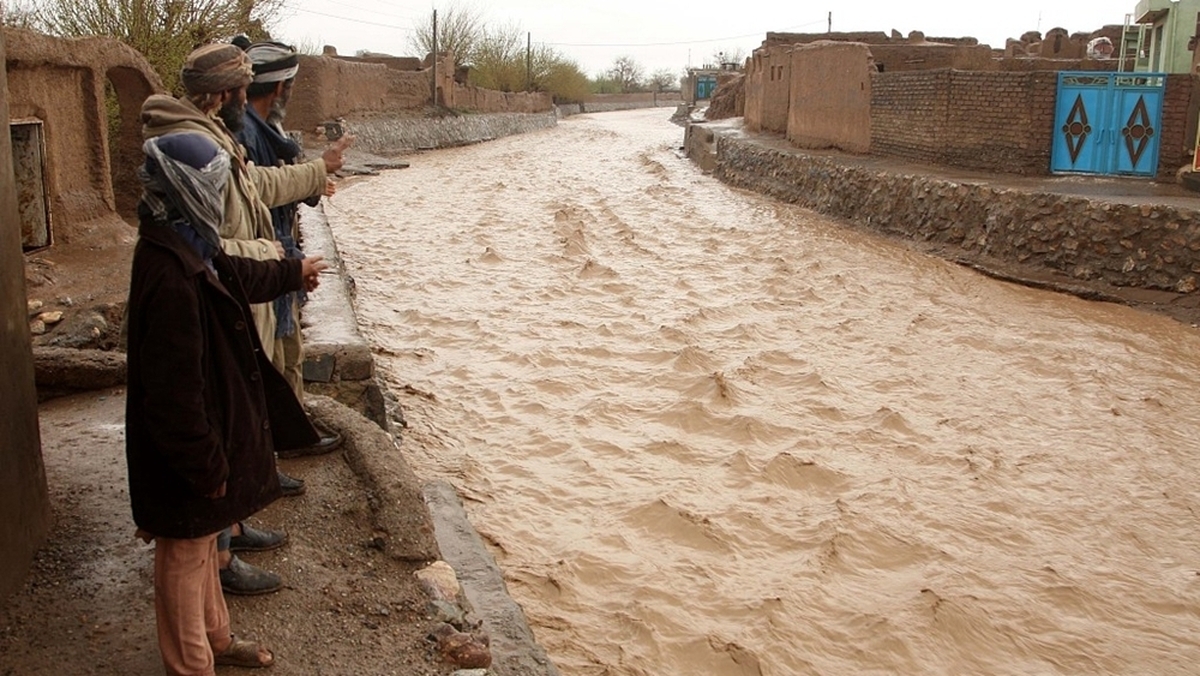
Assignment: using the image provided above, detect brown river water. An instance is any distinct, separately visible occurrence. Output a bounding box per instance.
[326,108,1200,675]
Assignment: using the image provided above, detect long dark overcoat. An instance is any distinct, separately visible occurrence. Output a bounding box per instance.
[124,219,319,539]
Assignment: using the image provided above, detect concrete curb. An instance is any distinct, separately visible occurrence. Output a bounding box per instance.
[304,394,439,563]
[297,202,390,429]
[424,480,561,676]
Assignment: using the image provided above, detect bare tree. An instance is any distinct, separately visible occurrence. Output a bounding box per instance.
[408,2,482,69]
[1,0,40,27]
[467,21,523,91]
[710,47,746,69]
[23,0,285,92]
[647,68,677,92]
[606,55,643,92]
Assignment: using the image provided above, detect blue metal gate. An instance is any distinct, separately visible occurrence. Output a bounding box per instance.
[1051,72,1165,177]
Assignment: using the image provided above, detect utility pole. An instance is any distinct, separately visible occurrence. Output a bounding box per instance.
[431,9,438,106]
[827,11,832,34]
[526,32,532,92]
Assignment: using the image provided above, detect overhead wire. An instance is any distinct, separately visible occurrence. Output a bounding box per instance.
[540,18,829,48]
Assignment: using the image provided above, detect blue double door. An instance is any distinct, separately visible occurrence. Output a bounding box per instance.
[1051,72,1165,177]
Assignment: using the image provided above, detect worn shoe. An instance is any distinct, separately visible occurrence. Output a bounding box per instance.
[229,521,288,552]
[277,430,343,459]
[220,555,282,596]
[278,470,306,497]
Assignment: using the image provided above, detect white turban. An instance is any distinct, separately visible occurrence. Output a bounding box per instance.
[246,42,299,84]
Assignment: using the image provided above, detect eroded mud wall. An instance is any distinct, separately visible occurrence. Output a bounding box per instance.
[0,30,50,604]
[2,28,161,230]
[787,41,873,153]
[745,46,791,134]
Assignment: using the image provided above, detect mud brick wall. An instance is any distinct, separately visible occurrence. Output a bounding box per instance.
[872,70,1196,178]
[291,55,430,131]
[452,85,553,114]
[745,45,791,134]
[1157,74,1195,180]
[869,70,949,164]
[871,69,1057,175]
[940,71,1057,173]
[0,30,50,604]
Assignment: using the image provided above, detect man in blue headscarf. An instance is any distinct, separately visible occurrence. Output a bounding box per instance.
[126,131,329,675]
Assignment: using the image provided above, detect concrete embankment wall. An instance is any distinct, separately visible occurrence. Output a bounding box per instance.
[710,131,1200,294]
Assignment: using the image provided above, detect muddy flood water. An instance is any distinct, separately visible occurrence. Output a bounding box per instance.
[326,108,1200,675]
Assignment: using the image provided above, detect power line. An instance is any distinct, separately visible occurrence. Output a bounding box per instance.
[541,18,828,49]
[311,0,426,23]
[292,7,415,32]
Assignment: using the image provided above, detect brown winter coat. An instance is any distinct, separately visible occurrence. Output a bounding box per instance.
[124,218,319,539]
[140,94,327,363]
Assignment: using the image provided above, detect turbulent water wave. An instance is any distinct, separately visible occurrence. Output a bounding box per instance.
[329,108,1200,675]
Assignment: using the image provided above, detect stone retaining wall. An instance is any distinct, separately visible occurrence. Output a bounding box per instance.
[712,132,1200,293]
[558,92,684,117]
[343,111,558,156]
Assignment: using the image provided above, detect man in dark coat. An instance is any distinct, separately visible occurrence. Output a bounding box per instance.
[125,131,327,674]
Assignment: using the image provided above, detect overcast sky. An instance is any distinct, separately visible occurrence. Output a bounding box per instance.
[274,0,1140,78]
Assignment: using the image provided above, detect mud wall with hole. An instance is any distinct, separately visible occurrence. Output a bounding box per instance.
[2,28,162,232]
[0,31,50,605]
[710,131,1200,294]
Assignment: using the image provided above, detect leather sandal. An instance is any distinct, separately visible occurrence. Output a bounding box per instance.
[214,634,274,668]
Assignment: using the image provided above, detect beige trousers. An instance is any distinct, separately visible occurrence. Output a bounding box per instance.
[153,533,232,676]
[272,298,305,401]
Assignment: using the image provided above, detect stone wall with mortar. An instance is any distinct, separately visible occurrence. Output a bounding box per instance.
[340,111,558,156]
[711,132,1200,294]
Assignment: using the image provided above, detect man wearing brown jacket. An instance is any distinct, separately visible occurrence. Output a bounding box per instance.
[126,131,328,674]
